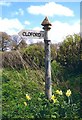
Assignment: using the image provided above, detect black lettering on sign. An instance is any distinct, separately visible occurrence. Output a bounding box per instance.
[27,32,32,36]
[22,31,43,38]
[33,33,37,37]
[22,32,26,36]
[38,33,41,37]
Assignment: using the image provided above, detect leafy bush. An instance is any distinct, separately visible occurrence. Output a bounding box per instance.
[23,43,57,69]
[56,34,80,74]
[23,44,45,68]
[51,60,64,83]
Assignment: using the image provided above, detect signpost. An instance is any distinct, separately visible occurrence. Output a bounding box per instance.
[18,30,44,39]
[18,17,52,100]
[41,17,52,100]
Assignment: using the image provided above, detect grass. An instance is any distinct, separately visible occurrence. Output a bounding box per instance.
[1,68,45,118]
[1,67,81,119]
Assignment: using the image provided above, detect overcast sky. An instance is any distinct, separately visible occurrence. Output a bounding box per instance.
[0,1,80,43]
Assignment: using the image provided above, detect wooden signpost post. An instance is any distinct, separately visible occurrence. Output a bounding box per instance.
[41,17,52,100]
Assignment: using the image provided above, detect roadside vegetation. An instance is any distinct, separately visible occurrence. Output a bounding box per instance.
[0,33,81,119]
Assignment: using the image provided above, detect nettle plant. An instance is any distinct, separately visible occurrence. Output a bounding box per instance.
[23,89,79,119]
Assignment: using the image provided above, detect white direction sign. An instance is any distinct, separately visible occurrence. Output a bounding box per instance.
[18,29,44,39]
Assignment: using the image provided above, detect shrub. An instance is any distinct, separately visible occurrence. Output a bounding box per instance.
[2,51,24,69]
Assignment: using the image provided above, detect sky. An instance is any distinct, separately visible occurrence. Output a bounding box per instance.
[0,1,81,44]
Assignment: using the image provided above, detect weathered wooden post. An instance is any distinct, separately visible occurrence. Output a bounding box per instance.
[41,17,52,100]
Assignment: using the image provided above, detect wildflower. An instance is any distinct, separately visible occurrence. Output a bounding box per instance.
[24,102,27,106]
[51,95,58,103]
[51,95,56,100]
[53,98,58,103]
[66,89,72,97]
[56,90,63,95]
[26,94,31,100]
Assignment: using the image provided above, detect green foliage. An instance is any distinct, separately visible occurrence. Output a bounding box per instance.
[57,34,80,74]
[51,60,80,104]
[2,68,45,119]
[23,43,57,69]
[23,44,45,68]
[51,60,64,83]
[2,88,80,119]
[2,67,80,119]
[1,33,81,119]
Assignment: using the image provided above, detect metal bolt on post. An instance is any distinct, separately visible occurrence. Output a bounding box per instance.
[41,17,52,100]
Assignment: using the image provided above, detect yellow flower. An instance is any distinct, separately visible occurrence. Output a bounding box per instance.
[53,98,58,103]
[51,95,58,103]
[66,89,72,97]
[56,90,63,95]
[26,94,31,100]
[59,90,63,95]
[24,102,27,106]
[51,95,56,100]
